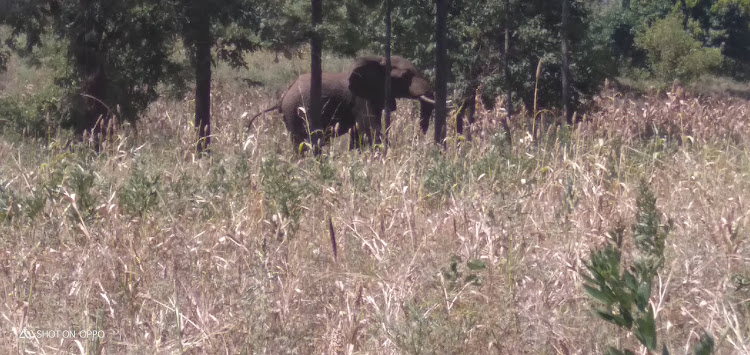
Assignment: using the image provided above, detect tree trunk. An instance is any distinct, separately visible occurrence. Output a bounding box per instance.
[193,0,211,153]
[561,0,572,124]
[383,0,392,151]
[310,0,323,154]
[434,0,448,145]
[503,0,513,145]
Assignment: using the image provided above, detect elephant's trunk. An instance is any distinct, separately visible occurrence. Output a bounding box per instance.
[418,95,435,105]
[405,76,434,134]
[419,92,434,134]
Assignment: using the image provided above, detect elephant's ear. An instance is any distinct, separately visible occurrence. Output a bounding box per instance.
[349,57,385,99]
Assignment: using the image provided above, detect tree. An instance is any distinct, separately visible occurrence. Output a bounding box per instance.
[561,0,572,124]
[3,0,180,141]
[434,0,448,145]
[309,0,323,154]
[502,0,512,144]
[175,0,269,153]
[189,0,212,152]
[0,0,10,72]
[384,0,393,150]
[383,0,608,132]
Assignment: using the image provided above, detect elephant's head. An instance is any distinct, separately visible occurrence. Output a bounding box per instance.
[348,55,435,134]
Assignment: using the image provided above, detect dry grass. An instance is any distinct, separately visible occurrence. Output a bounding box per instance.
[1,68,750,354]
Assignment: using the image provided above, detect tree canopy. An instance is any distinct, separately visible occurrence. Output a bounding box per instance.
[2,0,750,140]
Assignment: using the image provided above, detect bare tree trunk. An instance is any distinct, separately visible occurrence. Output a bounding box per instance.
[503,0,513,145]
[193,0,211,153]
[384,0,392,151]
[561,0,572,124]
[310,0,323,154]
[434,0,448,145]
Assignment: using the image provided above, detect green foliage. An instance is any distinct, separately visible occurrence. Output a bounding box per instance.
[635,14,722,82]
[3,1,181,133]
[442,255,486,289]
[388,256,485,354]
[423,149,465,202]
[693,332,715,355]
[259,154,311,236]
[23,153,72,221]
[0,46,7,72]
[632,181,670,278]
[0,86,64,137]
[583,181,713,354]
[118,165,160,218]
[382,0,611,113]
[593,0,750,81]
[389,303,479,355]
[0,181,18,223]
[67,163,98,224]
[349,161,371,193]
[315,158,336,184]
[254,0,379,56]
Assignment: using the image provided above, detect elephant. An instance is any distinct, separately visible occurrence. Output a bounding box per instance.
[250,55,435,155]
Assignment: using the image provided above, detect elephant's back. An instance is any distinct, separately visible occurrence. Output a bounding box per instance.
[282,72,351,105]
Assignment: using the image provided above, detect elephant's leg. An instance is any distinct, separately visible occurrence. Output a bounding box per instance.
[309,128,325,156]
[290,133,307,155]
[351,99,384,149]
[456,85,477,139]
[348,126,362,151]
[370,111,384,147]
[284,113,310,155]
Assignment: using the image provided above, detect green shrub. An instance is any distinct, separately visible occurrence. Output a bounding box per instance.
[635,14,722,82]
[0,182,18,223]
[423,150,465,202]
[67,164,98,223]
[0,87,64,137]
[259,154,311,236]
[118,165,160,218]
[583,181,712,354]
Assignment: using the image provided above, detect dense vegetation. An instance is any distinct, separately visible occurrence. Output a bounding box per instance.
[1,0,750,354]
[3,0,750,141]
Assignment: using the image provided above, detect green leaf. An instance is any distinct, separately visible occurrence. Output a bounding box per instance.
[464,274,481,286]
[605,347,634,355]
[634,307,657,350]
[594,308,631,328]
[583,284,617,305]
[635,281,651,312]
[619,305,634,329]
[466,259,486,270]
[693,332,714,355]
[623,271,638,292]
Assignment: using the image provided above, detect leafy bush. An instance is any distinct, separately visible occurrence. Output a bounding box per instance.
[67,164,98,224]
[423,149,465,202]
[118,165,160,218]
[635,14,722,82]
[583,181,713,354]
[259,154,312,236]
[0,181,18,223]
[0,87,64,137]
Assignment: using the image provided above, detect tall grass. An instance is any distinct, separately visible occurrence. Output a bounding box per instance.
[1,53,749,354]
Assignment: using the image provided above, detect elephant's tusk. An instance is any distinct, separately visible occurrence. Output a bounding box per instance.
[418,95,435,105]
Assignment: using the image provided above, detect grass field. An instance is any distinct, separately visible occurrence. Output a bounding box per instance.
[1,53,750,354]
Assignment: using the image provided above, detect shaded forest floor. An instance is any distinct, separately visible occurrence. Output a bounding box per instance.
[1,54,750,354]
